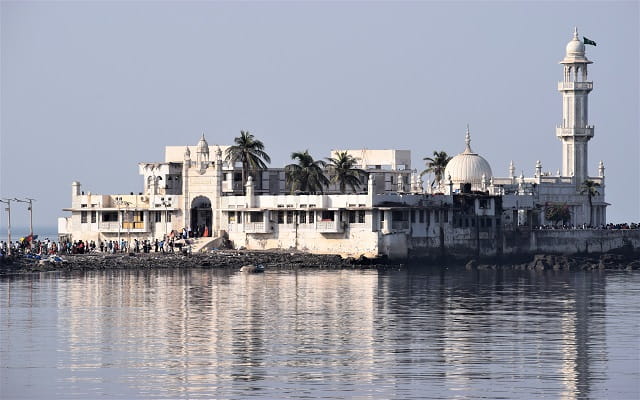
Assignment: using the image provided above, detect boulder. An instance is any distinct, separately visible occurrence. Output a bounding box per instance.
[465,259,478,270]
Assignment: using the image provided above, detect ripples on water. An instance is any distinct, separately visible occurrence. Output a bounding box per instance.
[1,266,638,399]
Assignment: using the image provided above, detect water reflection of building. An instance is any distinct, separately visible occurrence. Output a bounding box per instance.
[374,268,607,398]
[57,268,607,398]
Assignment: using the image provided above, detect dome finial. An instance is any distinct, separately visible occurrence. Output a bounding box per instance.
[573,26,579,39]
[464,124,472,153]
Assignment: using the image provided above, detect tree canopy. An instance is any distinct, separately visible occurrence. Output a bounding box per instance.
[224,131,271,193]
[421,151,452,188]
[285,150,329,194]
[580,179,601,226]
[326,151,368,194]
[545,203,571,226]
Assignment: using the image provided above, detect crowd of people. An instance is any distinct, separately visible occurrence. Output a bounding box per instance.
[535,222,639,230]
[0,230,189,258]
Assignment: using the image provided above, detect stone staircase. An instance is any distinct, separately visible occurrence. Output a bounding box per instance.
[189,236,226,253]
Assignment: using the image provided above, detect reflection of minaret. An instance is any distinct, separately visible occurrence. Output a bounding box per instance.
[556,27,595,184]
[568,271,607,399]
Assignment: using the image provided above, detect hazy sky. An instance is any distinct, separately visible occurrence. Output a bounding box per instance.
[1,1,638,231]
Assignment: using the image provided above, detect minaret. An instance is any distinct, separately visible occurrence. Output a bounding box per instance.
[183,146,191,231]
[556,27,594,184]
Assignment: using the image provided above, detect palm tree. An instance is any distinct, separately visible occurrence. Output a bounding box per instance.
[285,150,330,194]
[225,131,271,194]
[326,151,368,193]
[421,151,452,188]
[580,179,601,227]
[545,203,571,226]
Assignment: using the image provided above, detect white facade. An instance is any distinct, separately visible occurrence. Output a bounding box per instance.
[59,29,609,256]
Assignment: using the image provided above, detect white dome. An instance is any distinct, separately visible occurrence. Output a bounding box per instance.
[566,37,585,56]
[444,128,492,191]
[562,27,591,64]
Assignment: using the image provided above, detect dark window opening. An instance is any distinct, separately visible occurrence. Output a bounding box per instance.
[392,210,408,221]
[321,211,334,221]
[102,211,118,222]
[250,212,263,223]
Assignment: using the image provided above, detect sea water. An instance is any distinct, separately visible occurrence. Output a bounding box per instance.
[1,266,638,399]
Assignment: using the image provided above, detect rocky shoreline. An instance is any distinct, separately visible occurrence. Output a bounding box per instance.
[464,252,640,271]
[0,250,391,274]
[0,249,638,274]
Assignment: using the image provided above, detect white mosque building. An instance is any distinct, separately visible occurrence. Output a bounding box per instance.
[435,27,606,227]
[59,29,612,259]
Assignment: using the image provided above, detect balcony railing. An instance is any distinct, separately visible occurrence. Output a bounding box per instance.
[244,222,272,233]
[558,81,593,90]
[98,221,148,232]
[99,222,120,232]
[316,220,344,233]
[555,126,594,138]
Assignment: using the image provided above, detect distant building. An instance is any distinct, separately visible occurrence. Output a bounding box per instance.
[59,29,610,258]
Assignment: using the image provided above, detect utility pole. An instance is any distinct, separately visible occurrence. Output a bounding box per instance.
[116,199,132,253]
[14,198,35,238]
[162,200,170,238]
[1,199,12,256]
[126,202,131,253]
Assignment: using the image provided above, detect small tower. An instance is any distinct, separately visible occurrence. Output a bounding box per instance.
[598,160,605,178]
[509,160,516,179]
[535,160,542,178]
[245,175,255,208]
[557,27,594,184]
[72,181,81,197]
[182,147,191,230]
[196,133,209,165]
[183,146,191,167]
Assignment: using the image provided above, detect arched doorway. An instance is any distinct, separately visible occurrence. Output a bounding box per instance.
[190,196,212,237]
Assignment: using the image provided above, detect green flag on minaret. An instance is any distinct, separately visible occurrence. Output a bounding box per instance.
[583,37,597,46]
